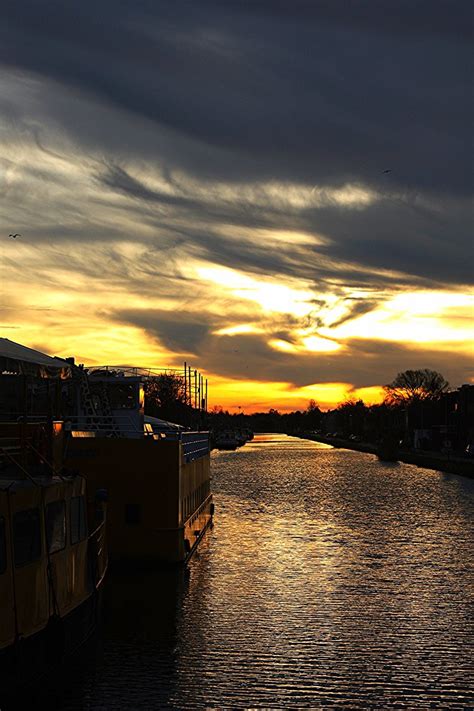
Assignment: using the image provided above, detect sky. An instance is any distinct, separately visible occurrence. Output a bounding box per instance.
[0,0,472,412]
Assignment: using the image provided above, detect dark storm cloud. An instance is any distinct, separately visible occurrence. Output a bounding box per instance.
[1,0,471,288]
[218,0,470,40]
[310,196,474,286]
[116,309,222,355]
[98,163,201,211]
[112,307,473,390]
[199,332,474,390]
[0,0,471,190]
[94,163,468,288]
[327,299,381,328]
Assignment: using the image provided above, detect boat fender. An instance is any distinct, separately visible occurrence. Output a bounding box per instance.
[95,488,108,502]
[210,503,215,517]
[95,488,108,523]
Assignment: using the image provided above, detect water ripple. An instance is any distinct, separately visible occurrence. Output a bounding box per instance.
[30,434,474,709]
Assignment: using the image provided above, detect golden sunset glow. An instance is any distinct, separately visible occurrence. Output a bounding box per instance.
[1,44,472,414]
[207,377,386,412]
[1,233,472,412]
[1,8,473,711]
[195,265,316,317]
[321,291,474,351]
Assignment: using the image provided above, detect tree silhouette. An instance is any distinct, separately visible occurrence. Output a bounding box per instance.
[306,399,322,429]
[384,369,449,406]
[144,374,187,422]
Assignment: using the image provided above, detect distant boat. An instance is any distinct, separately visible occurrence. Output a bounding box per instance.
[377,436,399,462]
[215,431,239,450]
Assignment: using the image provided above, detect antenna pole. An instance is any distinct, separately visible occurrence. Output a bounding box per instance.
[184,362,187,407]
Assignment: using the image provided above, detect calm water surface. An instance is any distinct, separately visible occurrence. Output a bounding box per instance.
[32,435,474,708]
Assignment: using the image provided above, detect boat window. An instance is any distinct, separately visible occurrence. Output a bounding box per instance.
[107,383,137,410]
[46,500,66,554]
[13,508,42,567]
[70,496,88,545]
[0,517,6,574]
[124,503,141,525]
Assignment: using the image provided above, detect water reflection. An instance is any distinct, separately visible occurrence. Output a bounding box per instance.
[9,434,474,709]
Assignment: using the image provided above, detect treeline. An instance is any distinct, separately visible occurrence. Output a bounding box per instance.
[146,369,473,454]
[144,374,206,428]
[207,400,322,435]
[207,370,473,454]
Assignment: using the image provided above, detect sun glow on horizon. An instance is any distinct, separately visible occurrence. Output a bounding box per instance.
[208,377,386,413]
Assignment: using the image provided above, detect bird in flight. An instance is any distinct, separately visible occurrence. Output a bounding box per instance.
[9,233,21,239]
[382,169,392,174]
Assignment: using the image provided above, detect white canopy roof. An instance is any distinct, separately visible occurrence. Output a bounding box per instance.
[0,338,71,376]
[144,415,185,431]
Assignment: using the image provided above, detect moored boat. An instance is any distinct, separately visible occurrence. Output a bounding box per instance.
[215,430,240,450]
[65,368,213,564]
[0,339,213,567]
[376,434,399,462]
[0,419,108,691]
[214,428,253,450]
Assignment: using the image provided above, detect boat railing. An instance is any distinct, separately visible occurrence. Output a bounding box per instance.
[65,414,142,437]
[0,421,51,471]
[181,432,210,463]
[65,417,210,457]
[86,365,184,378]
[144,429,209,460]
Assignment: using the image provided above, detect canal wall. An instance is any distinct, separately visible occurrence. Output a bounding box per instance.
[299,434,474,478]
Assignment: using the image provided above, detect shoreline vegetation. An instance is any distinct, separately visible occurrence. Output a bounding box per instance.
[297,433,474,479]
[208,371,474,478]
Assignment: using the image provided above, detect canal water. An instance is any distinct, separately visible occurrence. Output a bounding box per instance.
[27,435,474,708]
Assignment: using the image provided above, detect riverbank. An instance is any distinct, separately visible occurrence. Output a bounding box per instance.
[298,434,474,478]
